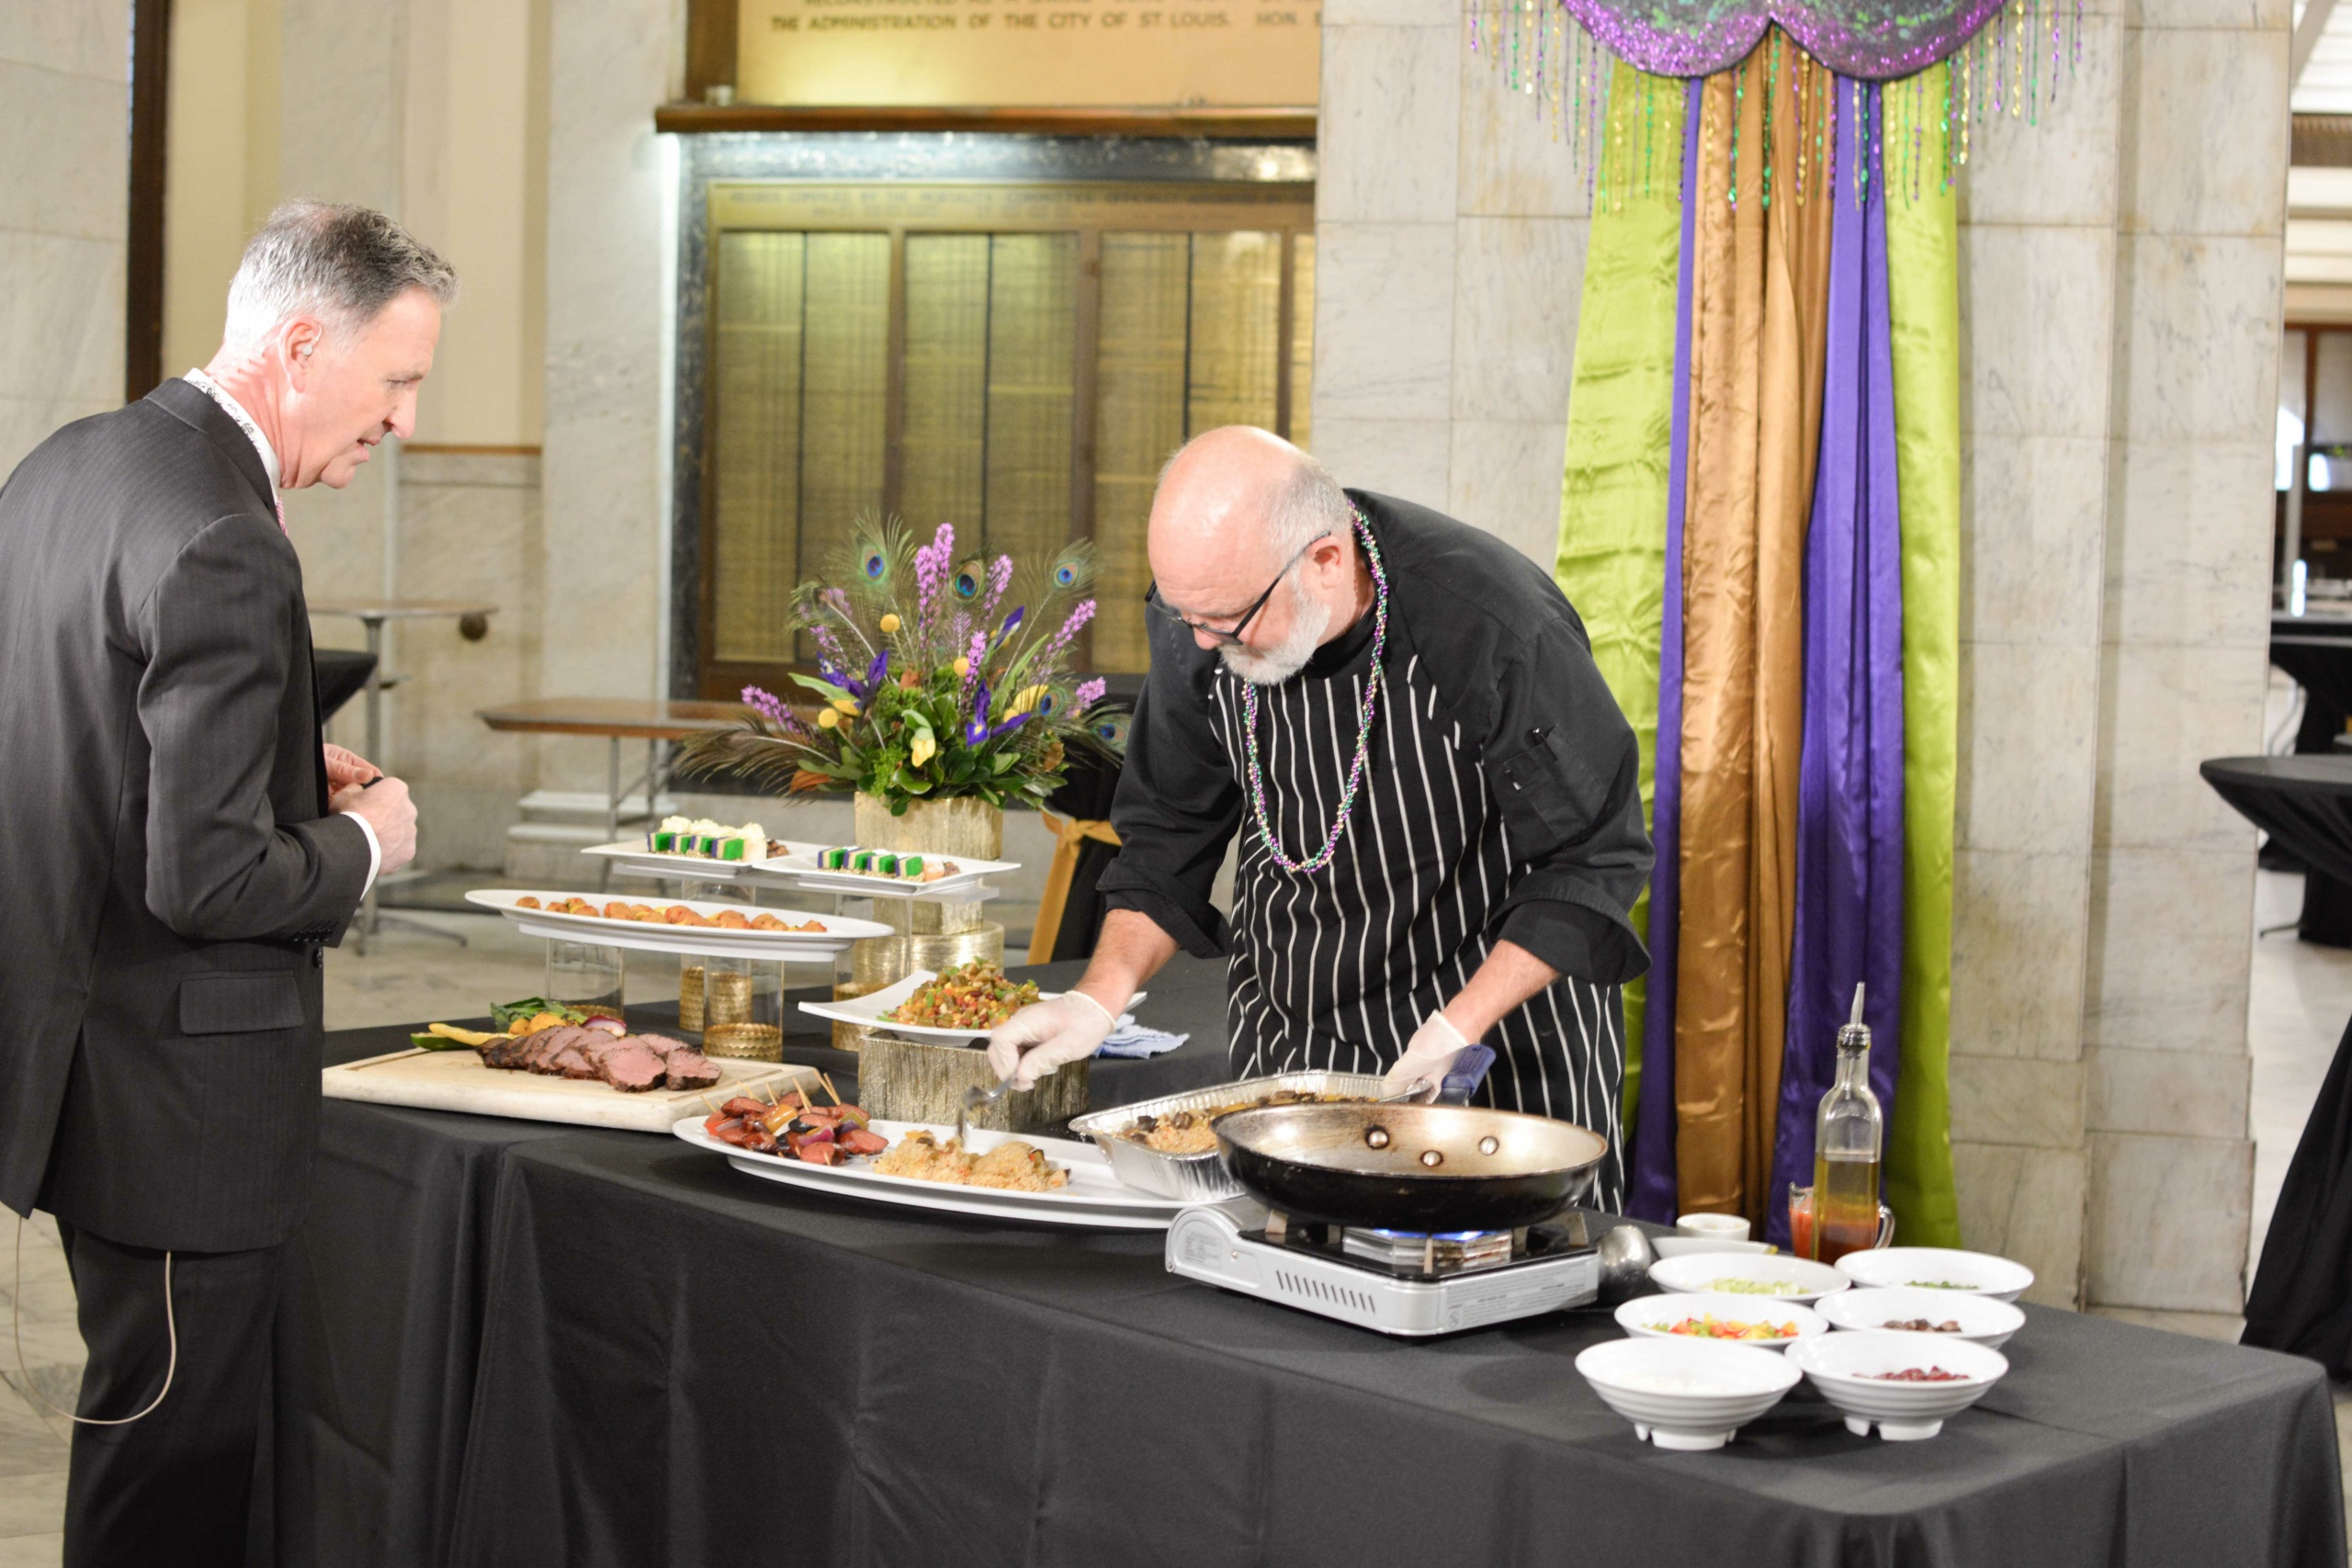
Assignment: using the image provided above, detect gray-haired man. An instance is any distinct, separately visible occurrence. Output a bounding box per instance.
[0,201,452,1566]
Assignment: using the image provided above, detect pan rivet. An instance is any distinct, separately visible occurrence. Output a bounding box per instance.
[1419,1149,1444,1168]
[1365,1126,1391,1149]
[1478,1135,1499,1156]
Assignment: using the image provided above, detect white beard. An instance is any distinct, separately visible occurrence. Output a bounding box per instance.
[1218,581,1331,686]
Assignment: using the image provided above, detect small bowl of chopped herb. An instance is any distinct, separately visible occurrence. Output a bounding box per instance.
[1834,1246,2035,1303]
[1648,1251,1849,1304]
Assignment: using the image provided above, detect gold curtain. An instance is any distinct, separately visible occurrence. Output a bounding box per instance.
[1674,36,1836,1223]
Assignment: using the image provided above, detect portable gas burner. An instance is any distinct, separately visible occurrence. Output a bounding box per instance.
[1165,1196,1601,1337]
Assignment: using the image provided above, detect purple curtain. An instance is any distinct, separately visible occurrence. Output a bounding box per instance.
[1765,78,1906,1247]
[1627,78,1707,1224]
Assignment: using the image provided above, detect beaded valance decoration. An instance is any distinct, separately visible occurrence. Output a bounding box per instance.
[1470,0,2082,197]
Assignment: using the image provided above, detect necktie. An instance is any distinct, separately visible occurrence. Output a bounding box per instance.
[275,492,286,533]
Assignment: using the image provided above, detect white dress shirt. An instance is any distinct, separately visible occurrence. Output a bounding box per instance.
[183,369,379,896]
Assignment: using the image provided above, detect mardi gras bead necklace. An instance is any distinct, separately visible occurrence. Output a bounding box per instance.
[1240,509,1389,874]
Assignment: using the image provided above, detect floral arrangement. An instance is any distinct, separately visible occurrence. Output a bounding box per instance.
[681,520,1125,813]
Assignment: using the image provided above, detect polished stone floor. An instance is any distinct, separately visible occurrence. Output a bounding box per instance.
[1,881,2347,1559]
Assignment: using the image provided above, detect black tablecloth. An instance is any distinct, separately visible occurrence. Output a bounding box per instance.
[2204,755,2352,945]
[2246,1009,2352,1380]
[288,953,2347,1567]
[312,648,378,723]
[283,955,1234,1566]
[437,1134,2346,1568]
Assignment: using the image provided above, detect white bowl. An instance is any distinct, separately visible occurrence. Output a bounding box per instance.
[1575,1337,1802,1451]
[1783,1331,2009,1441]
[1834,1246,2035,1303]
[1648,1250,1850,1304]
[1614,1292,1828,1351]
[1815,1287,2026,1349]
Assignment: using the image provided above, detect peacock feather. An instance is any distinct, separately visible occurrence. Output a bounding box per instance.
[833,515,916,621]
[950,556,988,603]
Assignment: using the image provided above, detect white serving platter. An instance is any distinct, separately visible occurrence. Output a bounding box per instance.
[796,968,1145,1043]
[463,889,893,961]
[325,1047,816,1134]
[672,1114,1186,1230]
[763,848,1018,900]
[582,838,826,885]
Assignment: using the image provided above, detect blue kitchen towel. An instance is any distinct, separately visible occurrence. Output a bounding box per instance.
[1094,1023,1188,1059]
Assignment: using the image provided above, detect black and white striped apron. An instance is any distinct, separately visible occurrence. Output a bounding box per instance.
[1204,631,1627,1213]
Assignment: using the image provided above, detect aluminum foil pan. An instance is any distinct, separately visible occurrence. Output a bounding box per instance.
[1069,1071,1388,1202]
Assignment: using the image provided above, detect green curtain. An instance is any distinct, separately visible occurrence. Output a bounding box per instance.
[1881,64,1963,1247]
[1554,65,1687,1129]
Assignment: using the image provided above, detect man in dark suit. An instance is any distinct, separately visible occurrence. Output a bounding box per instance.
[0,201,451,1565]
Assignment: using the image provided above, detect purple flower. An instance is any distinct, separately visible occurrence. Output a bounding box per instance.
[999,606,1025,641]
[812,624,848,677]
[861,649,889,705]
[961,630,987,696]
[962,682,993,745]
[741,684,808,737]
[988,712,1032,741]
[1074,677,1106,709]
[822,587,850,613]
[914,523,954,620]
[1042,599,1096,660]
[978,555,1014,625]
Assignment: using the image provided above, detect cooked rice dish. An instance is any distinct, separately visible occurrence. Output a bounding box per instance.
[871,1129,1070,1192]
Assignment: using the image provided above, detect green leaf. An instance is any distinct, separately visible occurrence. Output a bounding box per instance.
[787,672,853,702]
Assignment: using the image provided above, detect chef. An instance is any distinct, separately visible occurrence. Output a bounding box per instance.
[987,426,1653,1208]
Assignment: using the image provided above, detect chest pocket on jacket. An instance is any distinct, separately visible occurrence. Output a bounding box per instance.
[1487,726,1610,860]
[179,971,306,1035]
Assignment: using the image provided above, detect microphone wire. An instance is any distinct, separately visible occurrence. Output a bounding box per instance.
[12,1215,175,1427]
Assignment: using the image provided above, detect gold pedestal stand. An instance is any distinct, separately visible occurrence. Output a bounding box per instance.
[831,793,1010,1054]
[853,1038,1088,1132]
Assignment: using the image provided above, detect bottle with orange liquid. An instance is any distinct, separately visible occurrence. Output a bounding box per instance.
[1807,984,1883,1266]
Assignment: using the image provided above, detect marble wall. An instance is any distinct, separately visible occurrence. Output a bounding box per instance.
[0,2,128,475]
[1317,0,2287,1308]
[1312,0,1587,566]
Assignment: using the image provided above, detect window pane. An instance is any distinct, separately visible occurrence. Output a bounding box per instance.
[1090,233,1191,674]
[711,232,806,665]
[1186,231,1283,434]
[797,232,892,603]
[900,234,991,533]
[982,233,1078,566]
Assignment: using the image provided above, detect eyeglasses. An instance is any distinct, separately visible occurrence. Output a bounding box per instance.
[1145,533,1332,649]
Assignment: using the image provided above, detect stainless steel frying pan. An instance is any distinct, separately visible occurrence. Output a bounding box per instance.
[1213,1102,1610,1233]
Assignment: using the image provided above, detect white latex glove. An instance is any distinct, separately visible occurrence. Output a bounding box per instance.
[1383,1010,1469,1099]
[985,990,1120,1090]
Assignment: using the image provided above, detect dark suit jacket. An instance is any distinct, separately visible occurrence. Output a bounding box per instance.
[0,378,371,1252]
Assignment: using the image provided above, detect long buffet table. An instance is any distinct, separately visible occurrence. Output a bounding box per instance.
[281,955,2347,1568]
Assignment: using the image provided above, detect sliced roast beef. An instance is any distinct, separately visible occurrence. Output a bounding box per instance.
[594,1038,667,1092]
[633,1032,689,1060]
[479,1033,537,1071]
[661,1050,719,1090]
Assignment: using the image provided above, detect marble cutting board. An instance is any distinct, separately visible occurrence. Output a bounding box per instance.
[322,1047,819,1133]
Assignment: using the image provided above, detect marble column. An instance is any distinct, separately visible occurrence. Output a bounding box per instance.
[537,0,678,784]
[0,1,129,474]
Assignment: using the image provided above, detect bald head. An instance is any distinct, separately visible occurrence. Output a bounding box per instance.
[1146,425,1365,684]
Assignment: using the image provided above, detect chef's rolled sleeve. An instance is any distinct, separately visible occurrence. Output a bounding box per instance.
[1479,617,1654,987]
[1097,615,1242,959]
